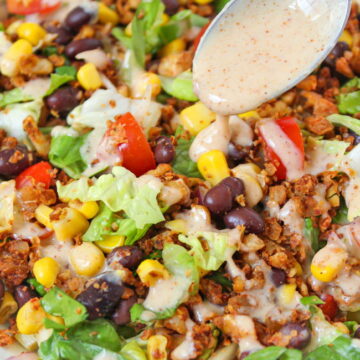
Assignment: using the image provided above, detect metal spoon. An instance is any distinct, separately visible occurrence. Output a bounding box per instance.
[193,0,351,115]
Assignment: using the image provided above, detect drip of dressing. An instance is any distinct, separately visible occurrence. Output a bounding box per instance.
[193,0,348,115]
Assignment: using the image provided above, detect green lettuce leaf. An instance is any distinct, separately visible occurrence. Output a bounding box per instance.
[304,218,320,252]
[39,332,124,360]
[160,70,199,101]
[121,341,147,360]
[328,114,360,135]
[57,166,164,229]
[49,134,88,178]
[343,77,360,89]
[83,203,151,245]
[214,0,231,12]
[338,91,360,115]
[333,197,349,225]
[300,296,324,306]
[178,231,231,271]
[172,129,202,178]
[66,319,123,352]
[0,88,34,108]
[45,66,77,96]
[41,287,88,328]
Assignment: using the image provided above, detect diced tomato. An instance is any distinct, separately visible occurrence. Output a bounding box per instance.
[16,161,53,189]
[116,113,156,177]
[7,0,60,15]
[319,294,338,320]
[193,22,211,53]
[261,116,304,180]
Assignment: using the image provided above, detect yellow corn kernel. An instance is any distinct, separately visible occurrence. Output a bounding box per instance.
[16,298,46,335]
[277,284,296,306]
[310,246,347,283]
[165,219,187,233]
[95,235,125,254]
[147,335,168,360]
[310,264,338,283]
[135,72,162,98]
[161,14,170,26]
[326,184,340,207]
[194,0,213,4]
[15,334,38,351]
[339,30,353,48]
[0,292,18,324]
[70,242,105,277]
[51,207,89,242]
[125,23,132,37]
[198,150,230,186]
[69,200,99,219]
[158,38,186,57]
[1,39,33,76]
[35,204,54,230]
[180,102,216,136]
[77,63,103,91]
[98,3,120,25]
[33,257,60,288]
[17,23,46,46]
[238,110,260,120]
[137,259,170,287]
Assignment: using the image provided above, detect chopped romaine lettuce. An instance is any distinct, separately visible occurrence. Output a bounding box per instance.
[0,99,43,141]
[333,197,349,225]
[338,91,360,115]
[57,166,164,229]
[45,66,77,96]
[121,341,147,360]
[328,114,360,135]
[49,134,88,178]
[0,88,34,108]
[304,218,320,252]
[41,287,88,328]
[178,231,232,271]
[83,203,151,245]
[160,70,199,101]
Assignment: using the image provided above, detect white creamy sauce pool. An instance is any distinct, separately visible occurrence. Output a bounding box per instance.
[193,0,348,115]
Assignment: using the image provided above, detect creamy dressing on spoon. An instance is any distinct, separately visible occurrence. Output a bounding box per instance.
[193,0,348,115]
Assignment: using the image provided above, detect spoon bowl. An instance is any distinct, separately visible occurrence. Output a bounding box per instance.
[193,0,351,115]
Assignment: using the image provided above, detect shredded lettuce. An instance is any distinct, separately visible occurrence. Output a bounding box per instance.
[178,231,231,271]
[160,70,199,101]
[0,88,34,108]
[44,66,77,96]
[49,134,88,178]
[57,166,164,229]
[0,99,43,141]
[121,342,147,360]
[83,203,151,245]
[338,91,360,115]
[328,114,360,135]
[304,218,320,253]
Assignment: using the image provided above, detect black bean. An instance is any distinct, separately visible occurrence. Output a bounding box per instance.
[112,294,137,325]
[65,6,92,32]
[154,136,175,164]
[354,327,360,339]
[45,86,80,115]
[228,142,246,164]
[279,322,311,349]
[324,41,350,68]
[65,38,102,59]
[47,25,73,45]
[239,351,251,360]
[107,246,144,270]
[204,184,233,215]
[13,285,37,308]
[162,0,179,15]
[271,268,286,287]
[223,207,265,233]
[0,146,34,177]
[0,280,4,305]
[348,130,360,145]
[220,177,245,199]
[76,272,124,320]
